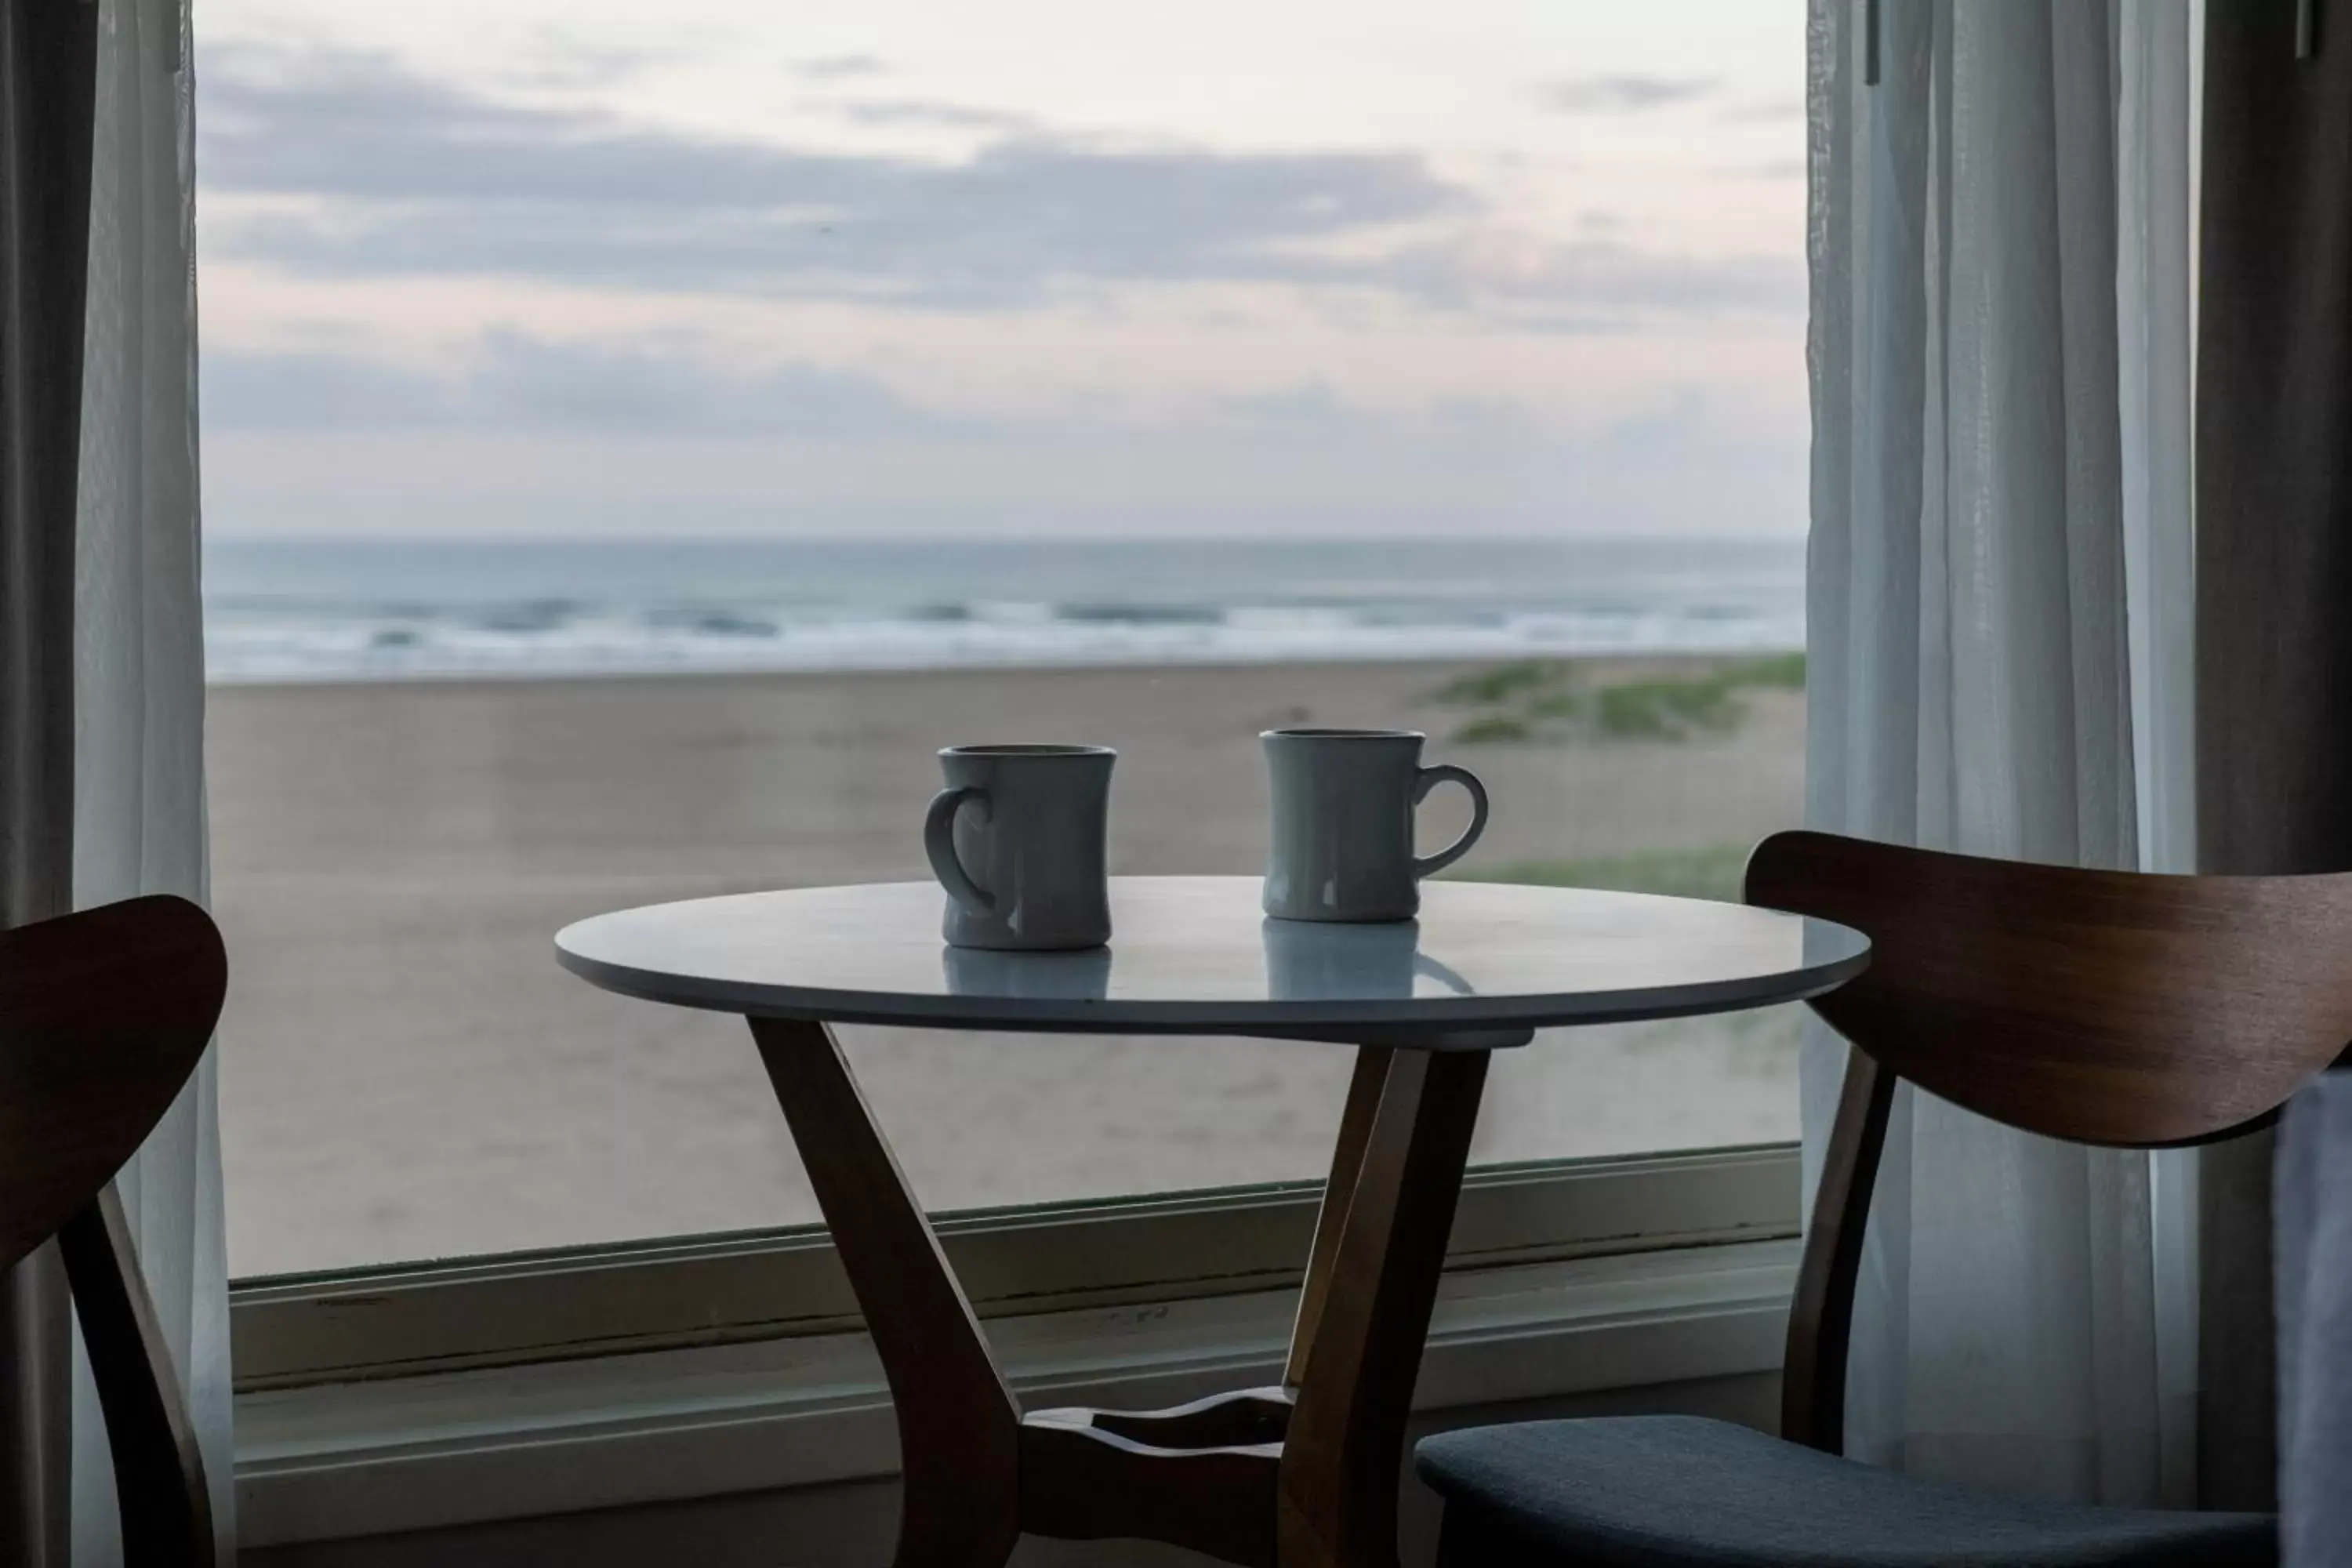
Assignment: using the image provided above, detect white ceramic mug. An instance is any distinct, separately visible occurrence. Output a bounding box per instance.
[925,744,1116,949]
[1261,728,1488,923]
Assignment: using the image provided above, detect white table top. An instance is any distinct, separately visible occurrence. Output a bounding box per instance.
[555,877,1867,1048]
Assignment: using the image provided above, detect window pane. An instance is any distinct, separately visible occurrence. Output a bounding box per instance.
[202,2,1809,1276]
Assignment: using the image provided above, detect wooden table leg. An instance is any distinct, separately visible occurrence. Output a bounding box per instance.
[1277,1047,1490,1568]
[751,1018,1022,1568]
[1286,1044,1392,1391]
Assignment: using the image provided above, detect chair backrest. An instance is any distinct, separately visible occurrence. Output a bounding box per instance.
[0,895,227,1567]
[1744,829,2352,1456]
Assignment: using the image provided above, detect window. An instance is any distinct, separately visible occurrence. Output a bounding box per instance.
[202,1,1809,1279]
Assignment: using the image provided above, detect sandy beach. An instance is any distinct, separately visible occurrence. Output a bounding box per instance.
[209,657,1806,1277]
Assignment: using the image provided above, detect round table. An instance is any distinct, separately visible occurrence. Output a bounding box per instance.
[557,876,1867,1568]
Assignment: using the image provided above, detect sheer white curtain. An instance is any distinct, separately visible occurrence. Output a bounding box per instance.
[71,0,232,1559]
[1805,0,2194,1505]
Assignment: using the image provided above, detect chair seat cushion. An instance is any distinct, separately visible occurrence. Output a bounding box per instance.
[1416,1417,2274,1568]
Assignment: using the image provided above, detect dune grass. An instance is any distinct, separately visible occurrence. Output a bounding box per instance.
[1427,652,1803,746]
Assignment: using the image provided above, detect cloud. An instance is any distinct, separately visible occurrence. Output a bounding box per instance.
[198,49,1796,325]
[502,30,707,89]
[839,99,1036,132]
[202,331,964,436]
[1376,233,1799,326]
[1207,383,1552,448]
[201,377,1806,541]
[1537,74,1717,112]
[1214,380,1358,432]
[1719,100,1804,124]
[201,49,1474,310]
[202,349,449,430]
[796,53,884,80]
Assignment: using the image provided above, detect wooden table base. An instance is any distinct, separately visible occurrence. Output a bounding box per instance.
[751,1018,1490,1568]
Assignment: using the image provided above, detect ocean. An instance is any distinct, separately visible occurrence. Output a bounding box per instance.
[201,535,1806,683]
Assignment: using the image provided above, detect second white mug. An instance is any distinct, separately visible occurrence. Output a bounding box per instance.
[1260,728,1488,923]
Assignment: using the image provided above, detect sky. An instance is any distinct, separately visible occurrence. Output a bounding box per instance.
[194,0,1809,539]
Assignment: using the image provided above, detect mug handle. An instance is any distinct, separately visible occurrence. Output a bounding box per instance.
[1411,764,1489,879]
[924,786,996,913]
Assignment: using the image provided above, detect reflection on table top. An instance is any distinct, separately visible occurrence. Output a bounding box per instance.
[555,876,1868,1047]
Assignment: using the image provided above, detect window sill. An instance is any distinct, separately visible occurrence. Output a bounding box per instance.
[232,1145,1798,1389]
[234,1235,1796,1549]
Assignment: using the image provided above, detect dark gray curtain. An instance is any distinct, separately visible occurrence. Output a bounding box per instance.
[0,0,99,1561]
[2195,0,2352,1517]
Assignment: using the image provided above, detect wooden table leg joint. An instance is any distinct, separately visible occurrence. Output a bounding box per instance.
[752,1020,1486,1568]
[1057,1385,1297,1450]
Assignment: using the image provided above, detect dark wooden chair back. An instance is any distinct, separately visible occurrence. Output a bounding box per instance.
[0,895,227,1567]
[1744,829,2352,1456]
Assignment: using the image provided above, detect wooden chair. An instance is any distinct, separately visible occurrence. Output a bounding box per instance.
[1417,829,2352,1567]
[0,895,227,1568]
